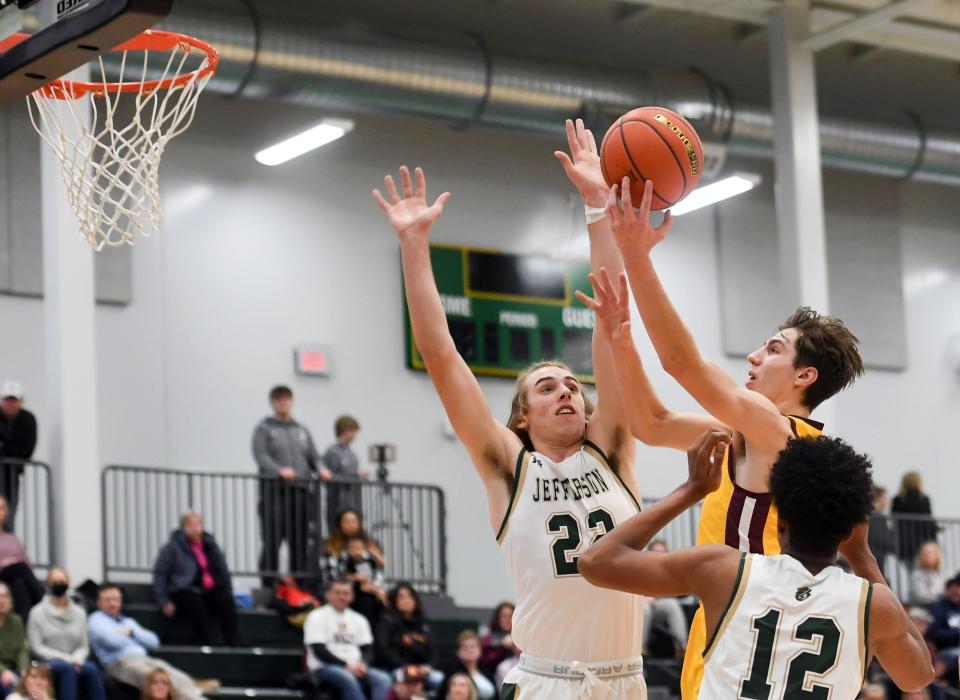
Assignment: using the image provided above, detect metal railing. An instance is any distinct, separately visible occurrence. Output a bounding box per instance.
[875,513,960,604]
[0,459,53,569]
[101,466,447,593]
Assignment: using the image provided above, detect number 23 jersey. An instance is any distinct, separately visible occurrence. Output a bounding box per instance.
[701,553,872,700]
[496,441,644,662]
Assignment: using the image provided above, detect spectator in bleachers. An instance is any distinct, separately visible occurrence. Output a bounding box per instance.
[0,380,36,531]
[479,602,518,688]
[912,542,946,606]
[384,665,427,700]
[304,579,392,700]
[88,584,202,700]
[444,672,478,700]
[0,498,42,624]
[141,668,175,700]
[375,584,442,690]
[152,511,239,646]
[6,663,52,700]
[439,631,494,700]
[321,509,384,584]
[868,486,895,583]
[0,583,27,697]
[342,535,387,628]
[27,567,105,700]
[859,682,886,700]
[928,576,960,674]
[892,471,938,565]
[252,385,331,588]
[323,416,368,526]
[640,540,689,659]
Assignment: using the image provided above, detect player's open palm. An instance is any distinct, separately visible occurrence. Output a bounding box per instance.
[372,166,451,240]
[555,118,607,207]
[606,177,673,257]
[575,268,632,344]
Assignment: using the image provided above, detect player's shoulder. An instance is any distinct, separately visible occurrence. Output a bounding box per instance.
[785,414,825,438]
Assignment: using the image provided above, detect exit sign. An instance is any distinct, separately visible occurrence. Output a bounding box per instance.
[294,346,331,377]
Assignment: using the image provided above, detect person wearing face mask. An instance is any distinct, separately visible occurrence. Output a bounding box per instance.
[26,568,105,700]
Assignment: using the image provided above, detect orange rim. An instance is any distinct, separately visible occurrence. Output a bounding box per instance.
[2,29,218,99]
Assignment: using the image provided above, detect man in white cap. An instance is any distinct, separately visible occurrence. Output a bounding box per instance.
[0,380,37,530]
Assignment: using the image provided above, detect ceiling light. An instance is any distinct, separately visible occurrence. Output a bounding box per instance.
[670,173,762,216]
[255,119,354,166]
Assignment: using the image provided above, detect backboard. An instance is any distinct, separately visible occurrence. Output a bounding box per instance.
[0,0,171,106]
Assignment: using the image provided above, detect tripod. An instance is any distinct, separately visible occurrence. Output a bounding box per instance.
[368,446,430,586]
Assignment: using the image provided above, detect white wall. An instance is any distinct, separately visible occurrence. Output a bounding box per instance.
[2,95,958,606]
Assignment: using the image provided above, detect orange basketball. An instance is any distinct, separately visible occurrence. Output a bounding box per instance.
[599,106,703,210]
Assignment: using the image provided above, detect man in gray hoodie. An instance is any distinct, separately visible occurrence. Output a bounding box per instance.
[252,385,332,588]
[26,567,106,700]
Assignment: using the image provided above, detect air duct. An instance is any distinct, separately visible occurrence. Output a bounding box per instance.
[151,1,960,185]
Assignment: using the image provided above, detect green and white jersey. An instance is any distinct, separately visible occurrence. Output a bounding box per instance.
[701,553,873,700]
[496,441,644,662]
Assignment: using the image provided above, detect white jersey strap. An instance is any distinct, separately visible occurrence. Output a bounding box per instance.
[496,448,530,544]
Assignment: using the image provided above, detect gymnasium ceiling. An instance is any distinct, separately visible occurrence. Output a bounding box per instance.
[251,0,960,131]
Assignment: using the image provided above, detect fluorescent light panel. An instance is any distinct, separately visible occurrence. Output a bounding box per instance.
[255,119,354,166]
[670,173,762,216]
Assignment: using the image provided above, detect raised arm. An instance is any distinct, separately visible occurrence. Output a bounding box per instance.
[579,428,736,599]
[555,119,632,465]
[605,178,791,452]
[373,168,519,514]
[577,268,728,450]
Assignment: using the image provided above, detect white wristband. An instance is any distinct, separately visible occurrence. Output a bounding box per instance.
[584,205,606,225]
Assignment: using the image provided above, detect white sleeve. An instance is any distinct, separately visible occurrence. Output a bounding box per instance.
[355,613,373,647]
[303,609,331,646]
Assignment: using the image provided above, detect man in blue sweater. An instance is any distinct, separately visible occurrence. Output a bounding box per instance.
[88,585,202,699]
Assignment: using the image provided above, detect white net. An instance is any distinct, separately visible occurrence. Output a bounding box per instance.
[26,32,215,251]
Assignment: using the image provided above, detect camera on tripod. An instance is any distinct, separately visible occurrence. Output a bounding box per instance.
[368,443,396,482]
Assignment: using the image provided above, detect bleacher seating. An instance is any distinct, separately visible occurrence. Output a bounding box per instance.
[112,583,498,699]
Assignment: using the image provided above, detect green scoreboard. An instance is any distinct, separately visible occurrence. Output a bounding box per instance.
[404,244,597,382]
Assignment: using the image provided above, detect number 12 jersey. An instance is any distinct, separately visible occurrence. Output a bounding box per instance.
[701,553,872,699]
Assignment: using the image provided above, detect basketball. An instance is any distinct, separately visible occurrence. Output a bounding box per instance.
[599,106,704,210]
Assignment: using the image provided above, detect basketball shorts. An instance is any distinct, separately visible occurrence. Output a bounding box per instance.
[502,652,647,699]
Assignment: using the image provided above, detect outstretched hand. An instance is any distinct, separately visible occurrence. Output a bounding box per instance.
[555,118,607,208]
[575,268,632,344]
[606,178,674,257]
[686,428,731,499]
[372,166,451,240]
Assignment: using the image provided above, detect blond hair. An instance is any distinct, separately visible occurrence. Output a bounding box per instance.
[446,672,479,700]
[899,471,923,496]
[506,361,593,451]
[141,668,176,700]
[915,541,941,572]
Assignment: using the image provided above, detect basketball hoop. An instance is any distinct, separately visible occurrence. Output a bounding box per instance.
[17,29,218,250]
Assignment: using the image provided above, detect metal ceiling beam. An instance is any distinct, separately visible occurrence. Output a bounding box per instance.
[618,0,960,62]
[801,0,937,51]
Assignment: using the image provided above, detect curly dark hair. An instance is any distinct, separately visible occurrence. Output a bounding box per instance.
[387,582,424,621]
[770,436,874,557]
[779,307,864,410]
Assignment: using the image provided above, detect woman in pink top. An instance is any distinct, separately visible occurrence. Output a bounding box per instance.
[151,511,239,645]
[0,497,42,623]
